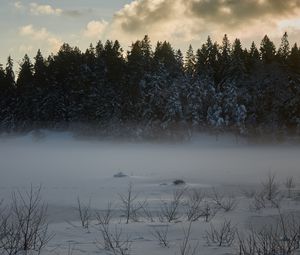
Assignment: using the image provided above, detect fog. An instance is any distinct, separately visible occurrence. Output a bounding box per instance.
[0,131,299,208]
[0,131,300,255]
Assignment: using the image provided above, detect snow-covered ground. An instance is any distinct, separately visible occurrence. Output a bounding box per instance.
[0,131,300,255]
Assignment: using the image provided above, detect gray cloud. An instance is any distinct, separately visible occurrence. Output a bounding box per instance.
[112,0,300,35]
[63,10,82,17]
[63,9,93,18]
[113,0,177,33]
[187,0,300,28]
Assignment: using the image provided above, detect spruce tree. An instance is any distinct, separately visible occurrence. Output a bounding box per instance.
[17,54,34,89]
[260,35,276,63]
[277,32,290,62]
[220,34,231,64]
[0,64,5,86]
[229,39,247,82]
[34,50,48,87]
[5,56,15,89]
[184,45,196,76]
[175,49,184,73]
[248,41,260,68]
[289,43,300,72]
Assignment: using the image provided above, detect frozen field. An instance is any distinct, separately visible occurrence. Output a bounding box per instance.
[0,131,300,255]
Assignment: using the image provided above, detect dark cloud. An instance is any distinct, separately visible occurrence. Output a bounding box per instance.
[188,0,300,28]
[113,0,300,34]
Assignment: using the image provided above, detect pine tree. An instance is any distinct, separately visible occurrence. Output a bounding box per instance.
[5,56,15,89]
[216,34,232,82]
[85,43,96,69]
[195,47,207,76]
[94,40,105,80]
[103,40,125,85]
[0,64,8,92]
[247,41,260,68]
[195,36,216,78]
[277,32,290,62]
[187,75,216,127]
[34,50,48,87]
[0,57,16,131]
[126,39,149,119]
[127,40,147,81]
[0,33,299,136]
[229,39,247,81]
[17,54,34,88]
[139,64,183,131]
[175,49,184,72]
[220,34,231,64]
[141,35,152,71]
[260,35,276,63]
[0,64,5,86]
[153,41,178,75]
[289,43,300,72]
[184,45,196,76]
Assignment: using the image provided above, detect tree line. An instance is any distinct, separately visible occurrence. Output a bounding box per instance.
[0,33,300,138]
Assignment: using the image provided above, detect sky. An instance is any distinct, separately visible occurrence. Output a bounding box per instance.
[1,0,300,67]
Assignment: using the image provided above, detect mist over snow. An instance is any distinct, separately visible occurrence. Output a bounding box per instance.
[0,131,300,255]
[0,131,299,206]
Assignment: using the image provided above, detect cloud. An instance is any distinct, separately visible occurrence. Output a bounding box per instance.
[29,3,62,16]
[19,45,33,54]
[108,0,198,44]
[19,25,62,52]
[12,0,300,62]
[15,2,91,18]
[63,10,83,17]
[83,20,108,39]
[113,0,176,33]
[14,1,23,9]
[107,0,300,46]
[63,9,93,17]
[20,25,48,40]
[187,0,300,28]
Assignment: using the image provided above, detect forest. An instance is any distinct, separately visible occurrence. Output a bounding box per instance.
[0,33,300,138]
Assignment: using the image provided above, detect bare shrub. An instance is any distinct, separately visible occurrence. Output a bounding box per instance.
[185,189,204,222]
[205,219,236,247]
[250,191,267,211]
[179,221,199,255]
[119,183,144,224]
[97,222,132,255]
[249,173,282,211]
[237,214,300,255]
[77,197,92,229]
[199,201,218,222]
[211,188,238,212]
[285,176,296,199]
[160,188,186,223]
[262,172,280,201]
[140,201,154,222]
[96,202,114,226]
[250,189,282,212]
[0,214,21,255]
[150,225,169,247]
[0,185,52,255]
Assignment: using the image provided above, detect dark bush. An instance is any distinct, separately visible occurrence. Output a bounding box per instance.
[173,179,185,185]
